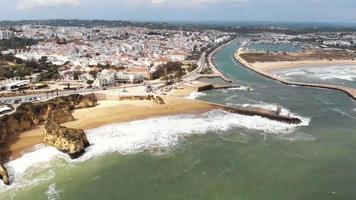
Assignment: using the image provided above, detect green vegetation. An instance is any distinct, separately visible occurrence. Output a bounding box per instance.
[151,61,185,80]
[0,37,38,51]
[200,68,214,75]
[185,63,198,72]
[0,54,60,81]
[86,80,94,85]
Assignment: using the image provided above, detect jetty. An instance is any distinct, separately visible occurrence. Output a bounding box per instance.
[195,99,302,124]
[235,50,356,101]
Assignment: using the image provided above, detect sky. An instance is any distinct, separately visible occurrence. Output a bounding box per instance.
[1,0,356,23]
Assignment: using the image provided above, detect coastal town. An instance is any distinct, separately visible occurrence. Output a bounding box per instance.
[0,24,234,107]
[1,24,356,104]
[0,20,356,189]
[2,0,356,198]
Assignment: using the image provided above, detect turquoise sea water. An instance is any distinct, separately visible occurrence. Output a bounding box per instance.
[1,41,356,200]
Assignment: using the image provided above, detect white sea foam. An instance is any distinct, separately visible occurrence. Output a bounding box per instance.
[79,110,310,160]
[185,92,206,99]
[46,183,60,200]
[227,102,311,126]
[332,108,356,120]
[1,145,65,191]
[275,65,356,82]
[0,109,310,190]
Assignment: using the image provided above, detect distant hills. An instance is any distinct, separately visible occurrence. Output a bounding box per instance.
[1,19,356,33]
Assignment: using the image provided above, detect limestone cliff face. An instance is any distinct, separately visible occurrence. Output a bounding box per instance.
[43,112,90,159]
[0,94,96,185]
[0,94,97,145]
[0,163,9,185]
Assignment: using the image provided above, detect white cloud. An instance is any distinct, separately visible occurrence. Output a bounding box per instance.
[17,0,80,10]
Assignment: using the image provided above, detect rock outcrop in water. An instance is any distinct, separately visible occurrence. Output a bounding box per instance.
[0,94,97,185]
[44,112,89,159]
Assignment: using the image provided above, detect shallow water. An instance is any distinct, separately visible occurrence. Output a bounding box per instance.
[1,40,356,200]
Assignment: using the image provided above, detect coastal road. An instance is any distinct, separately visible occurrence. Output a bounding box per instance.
[0,83,150,104]
[0,88,101,103]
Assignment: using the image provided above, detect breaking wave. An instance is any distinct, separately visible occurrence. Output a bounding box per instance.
[1,109,310,190]
[185,92,206,99]
[275,65,356,82]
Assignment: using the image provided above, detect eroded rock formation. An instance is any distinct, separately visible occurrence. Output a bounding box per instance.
[149,95,165,104]
[0,154,9,185]
[0,94,97,145]
[0,94,97,185]
[43,112,90,159]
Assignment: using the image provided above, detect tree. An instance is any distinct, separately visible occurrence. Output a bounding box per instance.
[163,75,169,85]
[176,67,184,82]
[73,71,80,80]
[89,70,98,79]
[86,80,94,85]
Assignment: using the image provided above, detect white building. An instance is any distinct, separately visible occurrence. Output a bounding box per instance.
[115,72,145,84]
[92,69,117,88]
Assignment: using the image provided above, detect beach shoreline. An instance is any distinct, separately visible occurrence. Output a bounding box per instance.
[253,60,356,73]
[6,96,217,161]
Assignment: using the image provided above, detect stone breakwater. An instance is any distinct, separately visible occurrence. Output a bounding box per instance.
[0,94,97,185]
[192,100,302,124]
[235,50,356,101]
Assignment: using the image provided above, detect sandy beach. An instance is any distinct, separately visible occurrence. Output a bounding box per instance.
[234,51,356,100]
[252,60,356,72]
[7,96,217,160]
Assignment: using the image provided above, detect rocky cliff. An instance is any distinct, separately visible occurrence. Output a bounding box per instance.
[44,112,89,159]
[0,94,97,146]
[0,94,97,185]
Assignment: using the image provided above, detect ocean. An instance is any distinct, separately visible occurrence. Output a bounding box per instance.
[1,40,356,200]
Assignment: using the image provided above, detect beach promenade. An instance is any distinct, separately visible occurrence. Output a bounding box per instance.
[235,50,356,101]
